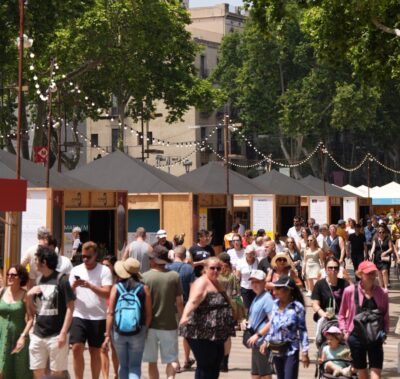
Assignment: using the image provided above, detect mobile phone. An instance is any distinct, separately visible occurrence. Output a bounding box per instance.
[74,275,80,280]
[11,345,22,354]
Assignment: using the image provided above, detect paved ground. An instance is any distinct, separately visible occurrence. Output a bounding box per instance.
[70,264,400,378]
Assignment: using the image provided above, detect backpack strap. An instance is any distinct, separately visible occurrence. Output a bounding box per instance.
[131,283,143,296]
[354,284,362,314]
[117,282,127,295]
[56,272,66,285]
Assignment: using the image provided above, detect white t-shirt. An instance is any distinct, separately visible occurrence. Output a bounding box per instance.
[227,248,245,270]
[237,259,258,289]
[69,263,113,320]
[316,234,329,252]
[72,238,81,250]
[287,226,301,242]
[21,244,39,280]
[57,256,73,275]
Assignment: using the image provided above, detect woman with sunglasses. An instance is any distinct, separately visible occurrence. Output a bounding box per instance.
[265,251,302,298]
[311,256,349,322]
[227,233,245,271]
[296,228,310,258]
[303,235,325,296]
[0,265,33,379]
[370,225,393,290]
[286,238,302,280]
[179,257,235,379]
[260,276,309,379]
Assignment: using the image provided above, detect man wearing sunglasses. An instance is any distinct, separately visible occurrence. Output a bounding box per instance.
[69,241,113,379]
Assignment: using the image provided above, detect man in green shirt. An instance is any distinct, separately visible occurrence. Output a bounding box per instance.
[142,245,184,379]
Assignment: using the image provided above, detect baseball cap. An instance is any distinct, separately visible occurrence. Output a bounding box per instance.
[338,219,345,225]
[273,276,296,289]
[323,326,342,337]
[156,229,167,238]
[245,245,256,254]
[249,270,266,281]
[357,260,378,274]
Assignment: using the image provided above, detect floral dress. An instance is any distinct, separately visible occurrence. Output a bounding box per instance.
[179,292,236,341]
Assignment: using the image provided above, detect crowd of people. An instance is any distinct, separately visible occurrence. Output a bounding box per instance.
[0,212,398,379]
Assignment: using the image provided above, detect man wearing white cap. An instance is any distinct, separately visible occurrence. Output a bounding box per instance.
[244,270,274,379]
[152,229,173,251]
[72,226,82,257]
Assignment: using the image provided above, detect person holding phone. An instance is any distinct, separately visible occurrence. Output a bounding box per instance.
[0,265,33,379]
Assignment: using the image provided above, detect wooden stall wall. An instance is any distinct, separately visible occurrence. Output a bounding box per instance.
[161,194,194,247]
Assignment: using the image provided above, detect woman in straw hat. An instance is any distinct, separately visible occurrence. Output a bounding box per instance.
[266,251,302,298]
[102,258,152,379]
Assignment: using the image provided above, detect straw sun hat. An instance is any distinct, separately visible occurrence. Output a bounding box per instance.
[114,258,141,279]
[270,251,295,270]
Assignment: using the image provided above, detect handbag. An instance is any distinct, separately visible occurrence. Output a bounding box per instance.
[378,240,391,262]
[242,314,268,348]
[352,284,385,345]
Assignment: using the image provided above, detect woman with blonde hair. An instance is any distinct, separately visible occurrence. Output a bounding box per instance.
[303,235,325,295]
[179,257,235,378]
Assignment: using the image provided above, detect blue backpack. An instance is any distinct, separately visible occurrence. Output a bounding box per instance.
[114,283,143,335]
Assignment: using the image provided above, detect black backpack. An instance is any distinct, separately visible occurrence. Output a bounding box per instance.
[352,284,385,345]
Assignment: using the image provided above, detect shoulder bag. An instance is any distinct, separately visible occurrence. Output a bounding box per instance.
[242,314,268,348]
[352,284,385,345]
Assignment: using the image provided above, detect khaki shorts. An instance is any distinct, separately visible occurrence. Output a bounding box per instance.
[29,333,69,371]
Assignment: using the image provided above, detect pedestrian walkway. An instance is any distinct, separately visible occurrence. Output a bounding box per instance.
[71,267,400,378]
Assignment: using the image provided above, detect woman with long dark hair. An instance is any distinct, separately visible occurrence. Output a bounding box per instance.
[370,224,393,290]
[0,265,33,379]
[102,258,152,379]
[260,276,309,379]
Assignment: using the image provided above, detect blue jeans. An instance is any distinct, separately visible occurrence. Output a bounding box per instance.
[273,352,299,379]
[112,327,146,379]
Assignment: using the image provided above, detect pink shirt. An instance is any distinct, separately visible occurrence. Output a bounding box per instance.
[338,284,389,334]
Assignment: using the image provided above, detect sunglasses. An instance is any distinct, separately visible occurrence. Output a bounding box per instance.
[82,255,95,260]
[7,273,18,278]
[327,266,339,271]
[208,266,221,271]
[232,239,241,242]
[276,258,287,263]
[378,231,385,234]
[307,239,314,242]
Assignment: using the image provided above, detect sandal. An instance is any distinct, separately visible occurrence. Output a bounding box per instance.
[183,358,195,369]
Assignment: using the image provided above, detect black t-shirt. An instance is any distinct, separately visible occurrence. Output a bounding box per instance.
[33,271,76,338]
[311,278,349,314]
[189,244,215,277]
[348,233,366,257]
[258,257,271,274]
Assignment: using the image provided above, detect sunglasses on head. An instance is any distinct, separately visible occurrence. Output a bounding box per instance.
[208,266,221,271]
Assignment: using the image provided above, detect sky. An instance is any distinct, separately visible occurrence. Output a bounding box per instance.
[189,0,244,8]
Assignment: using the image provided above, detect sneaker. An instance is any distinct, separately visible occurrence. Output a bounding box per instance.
[183,358,195,370]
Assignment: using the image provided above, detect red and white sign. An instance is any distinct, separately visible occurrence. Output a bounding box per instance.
[33,146,48,163]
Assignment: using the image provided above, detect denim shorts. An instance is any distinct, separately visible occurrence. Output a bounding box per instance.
[142,328,178,364]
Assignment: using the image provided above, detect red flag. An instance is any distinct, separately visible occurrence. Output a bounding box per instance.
[33,146,48,163]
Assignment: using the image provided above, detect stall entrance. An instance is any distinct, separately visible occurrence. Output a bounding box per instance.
[280,207,297,236]
[64,210,115,258]
[330,206,341,224]
[89,210,115,257]
[359,206,370,222]
[208,208,226,250]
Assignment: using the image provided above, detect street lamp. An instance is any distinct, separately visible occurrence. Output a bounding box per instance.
[183,158,192,173]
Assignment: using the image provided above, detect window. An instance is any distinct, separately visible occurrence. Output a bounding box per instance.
[137,132,143,145]
[111,129,119,152]
[200,55,207,78]
[147,131,153,145]
[200,127,206,141]
[217,128,223,153]
[90,134,98,147]
[110,95,118,116]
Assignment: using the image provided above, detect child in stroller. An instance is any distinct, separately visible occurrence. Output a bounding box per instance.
[320,326,353,377]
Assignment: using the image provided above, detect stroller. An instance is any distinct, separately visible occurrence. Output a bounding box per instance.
[315,317,357,379]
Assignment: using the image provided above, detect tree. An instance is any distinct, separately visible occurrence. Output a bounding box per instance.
[213,1,400,183]
[1,0,222,167]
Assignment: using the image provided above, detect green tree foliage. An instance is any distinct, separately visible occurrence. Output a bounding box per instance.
[213,1,400,182]
[1,0,221,165]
